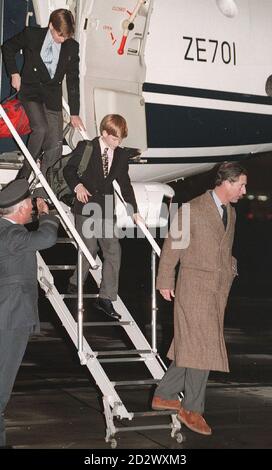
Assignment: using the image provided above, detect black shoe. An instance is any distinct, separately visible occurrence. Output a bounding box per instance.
[94,298,121,320]
[67,282,78,294]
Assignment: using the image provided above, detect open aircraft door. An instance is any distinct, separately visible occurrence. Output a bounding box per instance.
[72,0,153,150]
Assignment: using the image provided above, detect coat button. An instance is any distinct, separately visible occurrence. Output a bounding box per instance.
[33,68,37,71]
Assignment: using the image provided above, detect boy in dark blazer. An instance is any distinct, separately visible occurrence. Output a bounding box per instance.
[0,179,59,447]
[64,114,143,320]
[1,8,84,180]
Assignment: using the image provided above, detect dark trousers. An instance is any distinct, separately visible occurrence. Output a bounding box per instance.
[17,101,63,180]
[0,327,32,446]
[155,361,210,414]
[70,214,121,301]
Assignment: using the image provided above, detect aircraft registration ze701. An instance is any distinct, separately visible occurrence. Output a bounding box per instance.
[31,0,272,184]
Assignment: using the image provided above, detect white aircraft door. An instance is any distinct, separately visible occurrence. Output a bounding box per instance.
[75,0,153,150]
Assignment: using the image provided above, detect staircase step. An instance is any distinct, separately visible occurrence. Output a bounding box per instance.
[0,162,22,170]
[114,424,172,432]
[62,293,98,299]
[83,321,133,326]
[99,357,147,363]
[97,349,152,356]
[56,237,74,244]
[112,379,159,386]
[0,152,23,171]
[0,152,23,162]
[48,264,101,271]
[48,265,76,270]
[132,410,176,417]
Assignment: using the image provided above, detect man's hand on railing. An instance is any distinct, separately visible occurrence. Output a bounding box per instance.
[70,115,86,131]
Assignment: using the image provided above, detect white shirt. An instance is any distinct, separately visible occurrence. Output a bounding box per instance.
[2,217,16,224]
[212,190,225,218]
[40,29,61,78]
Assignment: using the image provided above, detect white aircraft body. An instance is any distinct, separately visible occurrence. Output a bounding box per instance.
[29,0,272,184]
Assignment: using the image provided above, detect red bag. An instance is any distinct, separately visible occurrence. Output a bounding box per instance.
[0,95,31,138]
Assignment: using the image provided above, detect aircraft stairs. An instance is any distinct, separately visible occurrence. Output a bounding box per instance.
[0,104,183,448]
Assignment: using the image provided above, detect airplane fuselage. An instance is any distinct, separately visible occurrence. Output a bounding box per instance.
[8,0,272,182]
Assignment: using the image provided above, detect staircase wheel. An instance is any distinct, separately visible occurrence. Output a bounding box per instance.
[110,438,117,449]
[175,432,184,443]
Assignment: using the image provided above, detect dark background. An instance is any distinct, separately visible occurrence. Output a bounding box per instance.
[116,153,272,358]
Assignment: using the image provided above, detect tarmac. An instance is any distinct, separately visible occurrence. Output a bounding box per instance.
[5,296,272,451]
[2,229,272,455]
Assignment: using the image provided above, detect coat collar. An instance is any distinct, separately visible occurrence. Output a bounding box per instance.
[201,191,233,239]
[107,147,121,178]
[53,40,69,79]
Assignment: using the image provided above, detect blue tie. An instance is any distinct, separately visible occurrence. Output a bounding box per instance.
[43,42,54,78]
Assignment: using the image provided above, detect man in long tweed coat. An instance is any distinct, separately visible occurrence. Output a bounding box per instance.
[152,162,247,436]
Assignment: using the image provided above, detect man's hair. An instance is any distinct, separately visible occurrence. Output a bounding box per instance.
[49,9,75,38]
[214,162,247,186]
[0,199,27,217]
[100,114,128,139]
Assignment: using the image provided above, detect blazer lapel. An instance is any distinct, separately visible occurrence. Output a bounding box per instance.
[107,148,120,179]
[33,28,51,79]
[53,43,66,79]
[92,139,105,181]
[203,191,226,239]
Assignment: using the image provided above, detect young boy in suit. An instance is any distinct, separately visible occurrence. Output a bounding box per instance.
[64,114,143,320]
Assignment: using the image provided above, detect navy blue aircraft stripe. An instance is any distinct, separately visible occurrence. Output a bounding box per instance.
[143,82,272,106]
[129,154,251,164]
[144,103,272,148]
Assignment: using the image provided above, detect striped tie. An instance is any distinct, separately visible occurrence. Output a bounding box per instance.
[101,147,109,177]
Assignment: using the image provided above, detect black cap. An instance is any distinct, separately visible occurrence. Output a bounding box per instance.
[0,179,31,209]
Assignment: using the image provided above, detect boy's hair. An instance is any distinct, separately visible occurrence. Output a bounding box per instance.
[100,114,128,139]
[49,9,75,38]
[214,162,247,186]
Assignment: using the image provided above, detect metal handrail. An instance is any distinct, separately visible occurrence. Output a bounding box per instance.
[62,97,163,353]
[112,179,161,257]
[62,99,162,258]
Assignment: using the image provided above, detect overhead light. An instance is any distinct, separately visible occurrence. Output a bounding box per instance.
[257,195,268,202]
[216,0,238,18]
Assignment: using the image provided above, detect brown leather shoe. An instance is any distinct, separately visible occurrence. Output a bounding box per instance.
[177,407,212,435]
[152,396,181,411]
